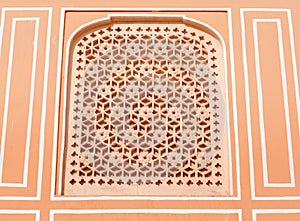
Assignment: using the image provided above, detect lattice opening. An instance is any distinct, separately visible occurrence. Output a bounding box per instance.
[62,17,229,196]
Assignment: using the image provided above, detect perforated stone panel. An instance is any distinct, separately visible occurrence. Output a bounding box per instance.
[62,18,230,196]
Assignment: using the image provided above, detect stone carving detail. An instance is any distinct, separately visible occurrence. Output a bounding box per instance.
[63,20,228,195]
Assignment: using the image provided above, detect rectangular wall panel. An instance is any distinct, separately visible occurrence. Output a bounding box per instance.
[0,19,39,185]
[241,9,300,198]
[0,210,39,221]
[253,20,293,186]
[0,8,51,199]
[50,210,241,221]
[0,214,37,221]
[253,210,300,221]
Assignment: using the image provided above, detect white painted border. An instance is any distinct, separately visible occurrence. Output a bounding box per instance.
[0,7,52,200]
[287,11,300,136]
[0,17,40,187]
[252,18,295,187]
[0,210,40,221]
[252,209,300,221]
[241,8,300,200]
[51,7,240,201]
[50,209,242,221]
[228,8,241,201]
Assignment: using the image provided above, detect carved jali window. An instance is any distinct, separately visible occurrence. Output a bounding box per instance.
[62,16,230,196]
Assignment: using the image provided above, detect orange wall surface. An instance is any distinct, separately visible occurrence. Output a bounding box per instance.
[0,0,300,221]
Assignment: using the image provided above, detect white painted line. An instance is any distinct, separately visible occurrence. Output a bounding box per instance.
[287,9,300,136]
[275,16,296,186]
[240,8,291,12]
[50,209,242,214]
[50,209,242,221]
[0,183,26,187]
[51,196,241,201]
[24,17,40,186]
[36,7,53,200]
[240,8,257,200]
[51,8,65,198]
[0,196,42,200]
[227,8,241,197]
[2,7,53,11]
[253,209,300,214]
[253,196,300,200]
[36,210,40,221]
[57,7,232,11]
[252,19,268,187]
[0,9,6,56]
[0,210,40,214]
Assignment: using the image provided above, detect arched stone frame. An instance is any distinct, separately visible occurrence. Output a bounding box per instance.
[59,15,231,196]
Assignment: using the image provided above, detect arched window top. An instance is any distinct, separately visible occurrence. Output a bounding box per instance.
[62,15,229,196]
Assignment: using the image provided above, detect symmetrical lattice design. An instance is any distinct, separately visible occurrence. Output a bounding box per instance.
[63,19,229,196]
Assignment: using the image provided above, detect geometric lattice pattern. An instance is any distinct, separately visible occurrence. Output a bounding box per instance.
[63,19,229,196]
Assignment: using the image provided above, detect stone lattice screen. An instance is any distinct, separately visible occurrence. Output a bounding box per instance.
[62,17,230,196]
